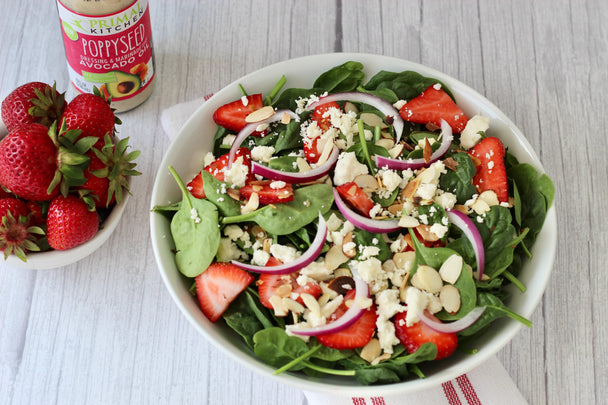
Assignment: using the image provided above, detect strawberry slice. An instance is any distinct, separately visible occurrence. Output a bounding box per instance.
[195,262,254,322]
[311,101,340,131]
[239,180,294,205]
[316,289,377,350]
[399,85,469,133]
[187,147,255,199]
[394,311,458,360]
[335,182,375,218]
[212,93,265,132]
[468,136,509,203]
[303,136,321,164]
[257,266,322,311]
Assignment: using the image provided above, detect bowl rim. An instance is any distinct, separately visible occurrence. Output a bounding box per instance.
[150,52,557,396]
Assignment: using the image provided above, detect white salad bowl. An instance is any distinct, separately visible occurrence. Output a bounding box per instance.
[149,53,557,396]
[5,192,130,270]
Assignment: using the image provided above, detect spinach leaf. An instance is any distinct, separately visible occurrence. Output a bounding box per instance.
[352,229,392,262]
[168,167,221,277]
[201,171,241,217]
[222,183,334,235]
[508,163,554,246]
[253,327,311,371]
[362,70,455,101]
[339,343,436,385]
[458,292,531,337]
[474,206,517,273]
[313,61,365,93]
[151,201,180,220]
[274,119,304,153]
[267,156,300,173]
[222,290,273,349]
[438,152,478,204]
[273,88,324,110]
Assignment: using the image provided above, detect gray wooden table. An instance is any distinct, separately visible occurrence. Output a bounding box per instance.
[0,1,605,404]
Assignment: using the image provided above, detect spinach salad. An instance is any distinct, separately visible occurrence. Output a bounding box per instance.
[153,61,554,385]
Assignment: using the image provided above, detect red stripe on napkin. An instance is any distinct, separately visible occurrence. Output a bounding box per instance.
[351,398,366,405]
[203,93,214,101]
[442,381,463,405]
[370,397,386,405]
[456,374,482,405]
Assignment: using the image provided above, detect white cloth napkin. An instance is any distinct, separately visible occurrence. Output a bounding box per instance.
[161,98,529,405]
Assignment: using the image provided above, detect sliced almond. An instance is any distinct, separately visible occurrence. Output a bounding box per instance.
[245,105,274,123]
[251,225,266,240]
[478,190,499,207]
[439,285,461,314]
[226,188,241,201]
[343,101,358,115]
[354,174,379,192]
[324,244,349,271]
[360,112,388,128]
[342,232,357,258]
[398,215,420,228]
[374,137,395,151]
[333,267,352,278]
[399,273,411,302]
[275,283,293,298]
[453,204,469,215]
[268,295,288,316]
[387,202,403,216]
[283,298,305,314]
[393,251,416,271]
[388,143,405,159]
[296,157,312,172]
[423,138,433,163]
[240,192,259,214]
[415,224,441,242]
[439,254,463,284]
[262,237,272,252]
[410,265,443,294]
[281,112,291,124]
[359,338,382,363]
[401,176,421,200]
[443,156,460,171]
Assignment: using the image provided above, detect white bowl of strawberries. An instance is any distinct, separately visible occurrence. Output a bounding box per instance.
[0,82,139,269]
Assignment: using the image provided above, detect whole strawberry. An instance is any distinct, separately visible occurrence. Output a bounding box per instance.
[46,195,98,250]
[0,123,60,201]
[1,82,65,132]
[0,121,98,201]
[61,92,118,143]
[0,197,44,261]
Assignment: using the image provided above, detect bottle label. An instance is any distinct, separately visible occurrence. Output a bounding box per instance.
[57,0,154,101]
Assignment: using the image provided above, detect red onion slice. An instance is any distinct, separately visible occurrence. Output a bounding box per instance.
[375,119,453,171]
[446,209,485,280]
[417,306,486,334]
[231,212,327,275]
[228,109,299,168]
[306,92,404,143]
[251,146,339,183]
[291,261,370,336]
[333,188,401,233]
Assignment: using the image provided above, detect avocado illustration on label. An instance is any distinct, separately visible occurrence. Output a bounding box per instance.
[106,71,142,98]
